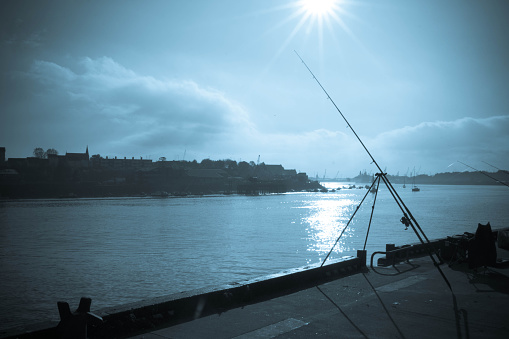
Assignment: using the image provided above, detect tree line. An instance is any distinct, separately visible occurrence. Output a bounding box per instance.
[32,147,59,159]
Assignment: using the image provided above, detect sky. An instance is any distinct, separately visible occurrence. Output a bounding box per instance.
[1,0,509,178]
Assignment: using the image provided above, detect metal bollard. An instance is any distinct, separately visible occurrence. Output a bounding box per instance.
[57,297,103,339]
[386,243,396,263]
[357,249,367,266]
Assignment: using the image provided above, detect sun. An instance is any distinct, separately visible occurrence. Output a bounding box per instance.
[299,0,340,18]
[259,0,352,69]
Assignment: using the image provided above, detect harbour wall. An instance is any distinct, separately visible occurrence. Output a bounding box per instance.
[3,252,366,339]
[6,227,507,338]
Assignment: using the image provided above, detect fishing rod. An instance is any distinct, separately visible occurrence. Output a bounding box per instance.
[458,161,509,188]
[294,51,379,171]
[295,51,452,290]
[482,161,509,176]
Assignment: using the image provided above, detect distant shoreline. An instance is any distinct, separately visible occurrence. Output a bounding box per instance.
[324,170,509,186]
[1,182,507,202]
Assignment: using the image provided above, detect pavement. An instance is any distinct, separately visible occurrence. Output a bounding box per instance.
[126,248,509,339]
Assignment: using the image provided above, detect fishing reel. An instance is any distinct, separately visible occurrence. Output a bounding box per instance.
[400,216,411,230]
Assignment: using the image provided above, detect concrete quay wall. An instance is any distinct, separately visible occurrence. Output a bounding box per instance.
[3,252,365,339]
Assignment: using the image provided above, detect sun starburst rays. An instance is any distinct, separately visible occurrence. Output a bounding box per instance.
[294,0,350,50]
[247,0,355,88]
[292,0,352,67]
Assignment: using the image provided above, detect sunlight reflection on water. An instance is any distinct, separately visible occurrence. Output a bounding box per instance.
[297,189,362,264]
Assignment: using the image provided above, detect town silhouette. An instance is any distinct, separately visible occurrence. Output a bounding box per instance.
[0,147,506,199]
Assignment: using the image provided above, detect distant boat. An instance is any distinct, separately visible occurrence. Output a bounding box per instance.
[411,168,420,192]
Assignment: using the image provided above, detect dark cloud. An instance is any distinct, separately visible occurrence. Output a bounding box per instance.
[2,57,255,157]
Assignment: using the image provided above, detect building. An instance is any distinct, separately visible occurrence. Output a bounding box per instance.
[64,146,90,168]
[90,156,153,169]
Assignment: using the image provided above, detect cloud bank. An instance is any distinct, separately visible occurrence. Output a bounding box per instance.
[24,57,255,152]
[368,116,509,174]
[2,56,508,176]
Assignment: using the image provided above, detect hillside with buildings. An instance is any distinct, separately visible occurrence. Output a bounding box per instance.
[0,147,322,198]
[2,147,507,199]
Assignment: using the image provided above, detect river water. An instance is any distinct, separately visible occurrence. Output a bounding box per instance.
[1,183,508,331]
